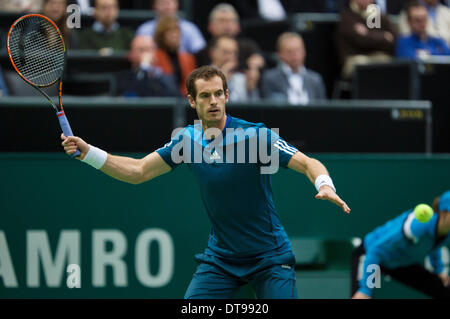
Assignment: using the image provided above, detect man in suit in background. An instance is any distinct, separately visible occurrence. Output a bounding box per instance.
[261,32,327,104]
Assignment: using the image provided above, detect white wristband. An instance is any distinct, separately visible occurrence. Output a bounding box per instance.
[81,145,107,169]
[315,174,336,192]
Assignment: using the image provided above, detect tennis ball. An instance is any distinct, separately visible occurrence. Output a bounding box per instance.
[414,204,433,223]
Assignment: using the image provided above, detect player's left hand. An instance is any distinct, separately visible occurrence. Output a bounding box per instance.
[316,185,351,214]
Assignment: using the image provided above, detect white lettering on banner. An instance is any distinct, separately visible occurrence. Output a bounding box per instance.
[135,229,174,287]
[0,231,18,287]
[1,229,175,289]
[26,230,80,287]
[92,230,128,287]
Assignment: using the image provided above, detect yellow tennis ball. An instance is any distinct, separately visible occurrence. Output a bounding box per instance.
[414,204,433,223]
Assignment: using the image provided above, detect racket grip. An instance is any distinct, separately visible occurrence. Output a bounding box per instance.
[57,111,81,158]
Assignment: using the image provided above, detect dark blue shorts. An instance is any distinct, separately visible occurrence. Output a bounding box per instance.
[184,252,298,299]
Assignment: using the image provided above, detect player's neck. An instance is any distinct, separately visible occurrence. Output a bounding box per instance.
[202,114,227,132]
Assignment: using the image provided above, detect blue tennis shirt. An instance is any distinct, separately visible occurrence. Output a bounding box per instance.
[156,115,299,260]
[358,210,450,296]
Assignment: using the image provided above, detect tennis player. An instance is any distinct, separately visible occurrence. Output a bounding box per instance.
[351,190,450,299]
[61,66,350,299]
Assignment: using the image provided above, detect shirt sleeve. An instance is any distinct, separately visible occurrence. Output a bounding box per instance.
[428,248,445,275]
[182,21,206,54]
[155,128,188,169]
[403,211,435,244]
[258,126,299,169]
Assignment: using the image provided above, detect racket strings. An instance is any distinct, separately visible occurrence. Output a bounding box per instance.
[8,16,65,87]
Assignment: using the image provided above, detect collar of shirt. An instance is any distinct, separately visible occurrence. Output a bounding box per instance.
[280,62,309,104]
[92,21,120,34]
[280,62,306,77]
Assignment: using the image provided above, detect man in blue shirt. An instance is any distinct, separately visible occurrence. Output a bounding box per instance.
[396,1,450,59]
[351,190,450,299]
[61,66,351,299]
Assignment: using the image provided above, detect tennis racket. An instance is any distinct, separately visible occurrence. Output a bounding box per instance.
[7,14,80,157]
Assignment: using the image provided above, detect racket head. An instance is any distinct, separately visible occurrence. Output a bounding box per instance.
[7,14,66,88]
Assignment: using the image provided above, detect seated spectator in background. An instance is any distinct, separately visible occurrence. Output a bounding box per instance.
[0,0,43,12]
[76,0,134,53]
[152,16,197,96]
[115,35,180,97]
[0,68,9,97]
[261,32,326,104]
[195,3,267,70]
[229,42,266,102]
[338,0,397,78]
[195,3,241,66]
[208,35,245,101]
[398,0,450,45]
[42,0,75,48]
[396,1,450,59]
[68,0,93,14]
[136,0,206,54]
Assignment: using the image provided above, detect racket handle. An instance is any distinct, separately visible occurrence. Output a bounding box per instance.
[57,111,81,158]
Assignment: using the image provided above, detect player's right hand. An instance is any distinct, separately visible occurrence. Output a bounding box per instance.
[61,133,89,160]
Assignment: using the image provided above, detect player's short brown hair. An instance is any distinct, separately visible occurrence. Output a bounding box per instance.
[186,66,228,100]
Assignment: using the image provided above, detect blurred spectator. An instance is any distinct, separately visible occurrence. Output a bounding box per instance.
[67,0,94,14]
[231,50,265,102]
[42,0,75,48]
[195,3,266,69]
[396,1,450,58]
[195,3,241,66]
[152,16,197,96]
[136,0,206,54]
[282,0,341,13]
[261,32,326,104]
[337,0,397,78]
[398,0,450,45]
[0,0,43,12]
[225,0,286,20]
[340,0,405,14]
[76,0,133,52]
[208,35,244,101]
[115,35,179,97]
[0,68,9,97]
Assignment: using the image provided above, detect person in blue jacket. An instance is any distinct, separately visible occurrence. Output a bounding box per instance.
[351,190,450,299]
[396,1,450,59]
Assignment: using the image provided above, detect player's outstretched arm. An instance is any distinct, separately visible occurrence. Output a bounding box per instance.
[287,151,351,214]
[61,134,171,184]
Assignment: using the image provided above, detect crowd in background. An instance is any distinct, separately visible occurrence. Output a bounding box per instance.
[0,0,449,100]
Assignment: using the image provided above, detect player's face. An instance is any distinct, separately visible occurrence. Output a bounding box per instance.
[188,76,229,128]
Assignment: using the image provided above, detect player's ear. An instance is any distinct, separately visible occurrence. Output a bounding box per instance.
[225,89,230,103]
[187,95,196,109]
